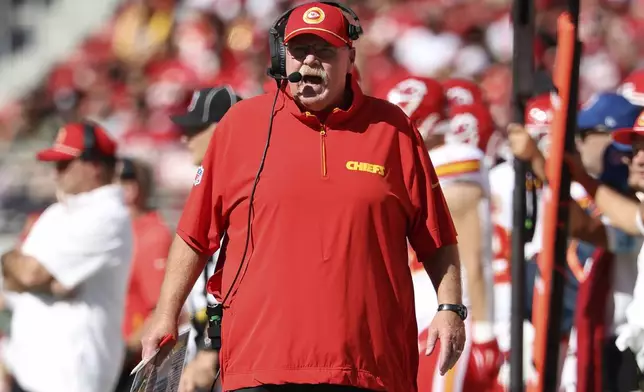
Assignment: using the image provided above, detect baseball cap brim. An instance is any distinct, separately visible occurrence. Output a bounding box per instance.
[284,29,348,47]
[170,113,208,132]
[612,129,644,145]
[36,148,77,161]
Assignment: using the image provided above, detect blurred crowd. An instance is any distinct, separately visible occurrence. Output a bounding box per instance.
[2,0,644,235]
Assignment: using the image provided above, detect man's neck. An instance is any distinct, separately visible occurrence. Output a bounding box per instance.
[306,89,353,120]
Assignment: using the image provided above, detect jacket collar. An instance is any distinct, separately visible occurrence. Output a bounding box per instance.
[280,74,364,129]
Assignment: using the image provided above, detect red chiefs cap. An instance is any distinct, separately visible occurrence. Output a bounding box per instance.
[36,122,117,161]
[613,111,644,145]
[284,2,352,47]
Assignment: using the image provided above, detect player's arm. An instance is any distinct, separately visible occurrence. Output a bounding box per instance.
[507,124,610,243]
[568,200,608,247]
[507,123,547,180]
[518,144,607,245]
[572,172,643,236]
[1,249,73,297]
[441,183,492,326]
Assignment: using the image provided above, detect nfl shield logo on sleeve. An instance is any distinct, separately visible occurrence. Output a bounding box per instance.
[194,166,204,186]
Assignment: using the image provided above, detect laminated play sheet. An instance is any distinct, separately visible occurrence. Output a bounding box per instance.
[130,327,190,392]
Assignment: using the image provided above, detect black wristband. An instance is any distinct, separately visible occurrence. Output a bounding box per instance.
[437,303,468,321]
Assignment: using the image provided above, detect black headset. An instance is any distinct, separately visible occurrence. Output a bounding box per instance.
[267,1,363,80]
[80,122,99,160]
[119,157,137,180]
[80,121,113,161]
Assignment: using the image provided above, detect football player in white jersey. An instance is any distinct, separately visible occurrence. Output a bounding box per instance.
[489,94,553,389]
[387,77,502,392]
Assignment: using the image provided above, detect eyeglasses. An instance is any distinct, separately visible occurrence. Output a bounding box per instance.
[286,44,338,61]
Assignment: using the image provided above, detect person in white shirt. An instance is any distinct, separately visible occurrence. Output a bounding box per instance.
[0,122,133,392]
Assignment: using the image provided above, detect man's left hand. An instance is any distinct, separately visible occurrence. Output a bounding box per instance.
[425,310,466,375]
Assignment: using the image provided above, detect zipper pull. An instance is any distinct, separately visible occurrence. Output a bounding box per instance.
[320,126,327,178]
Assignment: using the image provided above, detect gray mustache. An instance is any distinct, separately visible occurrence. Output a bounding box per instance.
[299,66,327,82]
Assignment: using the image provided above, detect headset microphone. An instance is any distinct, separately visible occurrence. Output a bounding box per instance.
[285,72,302,83]
[269,71,303,83]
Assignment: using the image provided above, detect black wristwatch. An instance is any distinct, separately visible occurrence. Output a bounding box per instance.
[437,304,468,321]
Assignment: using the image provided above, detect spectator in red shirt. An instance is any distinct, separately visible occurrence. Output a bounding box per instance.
[142,3,466,392]
[115,157,172,392]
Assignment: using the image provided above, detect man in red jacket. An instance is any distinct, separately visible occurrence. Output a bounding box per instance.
[142,3,466,392]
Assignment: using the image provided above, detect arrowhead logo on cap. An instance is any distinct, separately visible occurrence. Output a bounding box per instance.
[303,7,325,24]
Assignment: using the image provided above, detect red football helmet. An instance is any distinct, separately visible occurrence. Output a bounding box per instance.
[525,94,554,138]
[526,93,557,154]
[442,78,484,109]
[446,103,495,152]
[618,69,644,107]
[386,77,447,139]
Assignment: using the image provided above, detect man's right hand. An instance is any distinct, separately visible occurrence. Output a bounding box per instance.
[141,311,179,361]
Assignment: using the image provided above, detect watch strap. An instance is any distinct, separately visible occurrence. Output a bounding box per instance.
[437,303,468,320]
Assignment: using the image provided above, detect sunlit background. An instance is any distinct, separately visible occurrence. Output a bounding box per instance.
[0,0,640,248]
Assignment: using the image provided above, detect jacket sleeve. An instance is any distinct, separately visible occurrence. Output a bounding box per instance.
[176,119,230,256]
[404,123,458,262]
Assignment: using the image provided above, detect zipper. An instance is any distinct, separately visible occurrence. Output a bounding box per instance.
[320,126,328,178]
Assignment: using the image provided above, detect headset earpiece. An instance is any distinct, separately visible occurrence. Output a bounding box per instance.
[267,8,293,80]
[319,1,363,41]
[268,26,287,80]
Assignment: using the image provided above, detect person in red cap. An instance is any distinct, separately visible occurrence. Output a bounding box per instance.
[0,121,133,392]
[142,3,465,392]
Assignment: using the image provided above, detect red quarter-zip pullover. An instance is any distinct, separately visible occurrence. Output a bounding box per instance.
[177,76,457,392]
